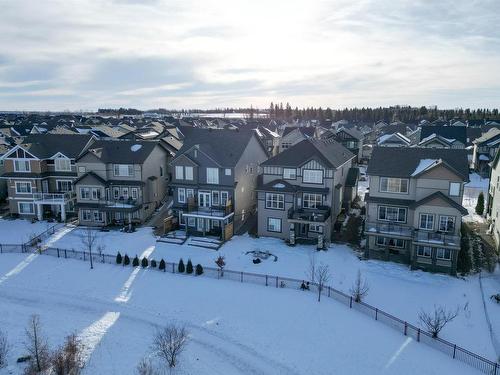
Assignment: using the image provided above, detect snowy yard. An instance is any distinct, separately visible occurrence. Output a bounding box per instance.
[0,253,485,375]
[0,219,60,244]
[463,173,489,223]
[40,225,500,362]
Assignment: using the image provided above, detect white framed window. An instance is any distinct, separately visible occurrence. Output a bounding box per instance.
[376,237,405,248]
[14,160,30,172]
[419,214,434,230]
[449,182,460,197]
[178,188,186,203]
[81,209,92,221]
[55,158,71,171]
[417,246,432,257]
[380,177,408,193]
[267,217,282,232]
[185,166,194,180]
[225,168,231,176]
[114,164,133,177]
[186,189,194,199]
[309,223,323,233]
[121,188,129,199]
[78,166,86,173]
[15,182,32,193]
[187,217,196,227]
[18,202,34,214]
[303,193,322,209]
[303,169,323,184]
[220,191,229,206]
[439,216,455,233]
[212,191,220,206]
[80,187,91,199]
[378,206,407,222]
[131,188,138,200]
[283,168,296,180]
[265,193,284,209]
[91,188,101,200]
[207,168,219,184]
[436,248,452,260]
[56,180,72,192]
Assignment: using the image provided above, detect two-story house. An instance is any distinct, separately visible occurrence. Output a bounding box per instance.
[487,149,500,249]
[169,127,268,241]
[418,126,466,149]
[0,134,94,221]
[364,147,469,274]
[329,127,363,163]
[278,126,317,153]
[472,127,500,176]
[257,138,356,248]
[74,139,170,226]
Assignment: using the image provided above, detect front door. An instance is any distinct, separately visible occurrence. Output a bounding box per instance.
[198,192,211,208]
[300,224,308,236]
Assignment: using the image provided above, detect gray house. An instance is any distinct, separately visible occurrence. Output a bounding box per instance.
[74,139,170,226]
[169,127,268,241]
[257,138,356,248]
[365,147,469,274]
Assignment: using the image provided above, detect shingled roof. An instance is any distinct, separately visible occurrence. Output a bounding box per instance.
[21,134,94,159]
[261,138,354,169]
[420,126,466,144]
[78,139,160,164]
[367,147,469,180]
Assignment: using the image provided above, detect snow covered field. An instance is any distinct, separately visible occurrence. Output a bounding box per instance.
[0,253,485,375]
[41,225,500,362]
[0,219,59,244]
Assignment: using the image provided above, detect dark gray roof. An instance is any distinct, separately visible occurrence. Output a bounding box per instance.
[337,127,363,140]
[410,191,468,215]
[173,126,262,167]
[367,147,469,180]
[21,134,93,159]
[78,139,160,164]
[364,193,415,206]
[261,138,354,169]
[420,126,466,144]
[282,126,316,138]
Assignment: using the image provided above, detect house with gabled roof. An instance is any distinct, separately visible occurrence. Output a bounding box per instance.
[257,138,356,248]
[278,126,318,153]
[377,132,411,147]
[0,134,95,220]
[365,147,469,274]
[472,127,500,175]
[419,126,466,149]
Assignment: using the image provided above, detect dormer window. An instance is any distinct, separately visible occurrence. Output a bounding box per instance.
[283,168,296,180]
[114,164,134,177]
[55,158,71,172]
[14,160,30,172]
[380,177,408,193]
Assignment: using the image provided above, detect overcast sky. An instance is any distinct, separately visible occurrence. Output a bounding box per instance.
[0,0,499,111]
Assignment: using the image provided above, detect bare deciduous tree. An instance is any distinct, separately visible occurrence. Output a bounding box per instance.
[24,315,50,374]
[81,227,99,269]
[0,329,9,368]
[136,357,157,375]
[315,264,331,302]
[350,270,370,303]
[51,333,84,375]
[419,305,459,338]
[152,324,189,369]
[306,252,317,284]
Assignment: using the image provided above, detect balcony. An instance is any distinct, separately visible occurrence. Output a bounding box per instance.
[33,192,75,204]
[177,203,233,219]
[365,222,413,237]
[413,230,460,247]
[288,206,331,223]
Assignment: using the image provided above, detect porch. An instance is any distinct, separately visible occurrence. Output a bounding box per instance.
[33,192,76,221]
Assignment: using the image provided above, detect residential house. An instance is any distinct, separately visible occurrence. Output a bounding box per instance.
[472,128,500,176]
[377,133,411,147]
[278,126,317,152]
[257,138,356,248]
[330,127,363,163]
[418,126,466,149]
[74,139,170,226]
[0,134,94,220]
[364,147,469,274]
[169,127,268,240]
[487,149,500,249]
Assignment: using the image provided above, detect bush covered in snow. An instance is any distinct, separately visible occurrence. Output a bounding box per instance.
[159,259,166,271]
[124,254,130,266]
[133,256,139,267]
[141,257,149,268]
[151,259,157,268]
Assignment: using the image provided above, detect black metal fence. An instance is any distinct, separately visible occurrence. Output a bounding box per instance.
[23,223,60,247]
[3,244,499,375]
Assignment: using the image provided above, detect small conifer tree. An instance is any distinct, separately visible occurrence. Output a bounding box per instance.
[124,254,130,266]
[186,259,194,274]
[141,257,149,268]
[178,259,185,273]
[151,259,157,268]
[475,192,485,215]
[195,264,204,275]
[133,255,139,267]
[159,259,166,271]
[116,252,122,264]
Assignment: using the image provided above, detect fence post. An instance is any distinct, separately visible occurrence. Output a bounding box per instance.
[404,322,407,336]
[57,248,60,258]
[172,263,175,273]
[453,344,456,359]
[102,254,105,263]
[265,275,268,286]
[417,329,420,342]
[240,272,243,282]
[349,296,353,308]
[328,286,331,297]
[276,276,278,288]
[83,252,86,261]
[64,249,67,259]
[375,308,378,321]
[494,362,498,375]
[0,244,2,253]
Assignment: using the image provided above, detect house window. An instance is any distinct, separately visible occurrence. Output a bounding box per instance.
[225,169,231,176]
[207,168,219,184]
[303,193,322,209]
[419,214,434,230]
[121,188,129,199]
[18,202,34,214]
[80,187,91,199]
[212,191,220,206]
[303,169,323,184]
[281,142,291,149]
[267,218,282,232]
[265,193,284,209]
[186,189,194,199]
[78,166,86,173]
[14,160,30,172]
[113,187,120,199]
[81,210,92,221]
[114,164,133,177]
[380,177,408,193]
[309,224,323,233]
[220,191,229,206]
[131,188,138,200]
[376,237,405,248]
[185,166,194,180]
[55,158,71,171]
[439,216,455,233]
[178,188,186,203]
[187,217,196,227]
[175,166,184,180]
[378,206,407,222]
[283,168,296,180]
[417,246,432,257]
[449,182,460,197]
[56,180,72,192]
[15,182,32,193]
[93,210,103,222]
[91,188,101,200]
[436,248,452,260]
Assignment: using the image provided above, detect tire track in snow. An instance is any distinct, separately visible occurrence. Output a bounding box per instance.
[0,253,38,285]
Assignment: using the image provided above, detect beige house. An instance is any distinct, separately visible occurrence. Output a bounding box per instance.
[365,147,469,274]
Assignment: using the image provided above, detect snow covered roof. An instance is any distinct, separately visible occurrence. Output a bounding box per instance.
[411,159,441,176]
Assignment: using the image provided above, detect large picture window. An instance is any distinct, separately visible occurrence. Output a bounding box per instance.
[207,168,219,184]
[267,218,282,232]
[18,202,34,214]
[436,248,452,260]
[178,188,186,203]
[303,193,322,209]
[114,164,133,177]
[14,160,30,172]
[265,193,284,209]
[380,177,408,193]
[417,246,432,257]
[185,166,194,180]
[55,158,71,171]
[378,206,407,222]
[283,168,296,180]
[15,182,32,193]
[419,214,434,230]
[303,169,323,184]
[376,236,405,248]
[56,180,72,192]
[449,182,460,197]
